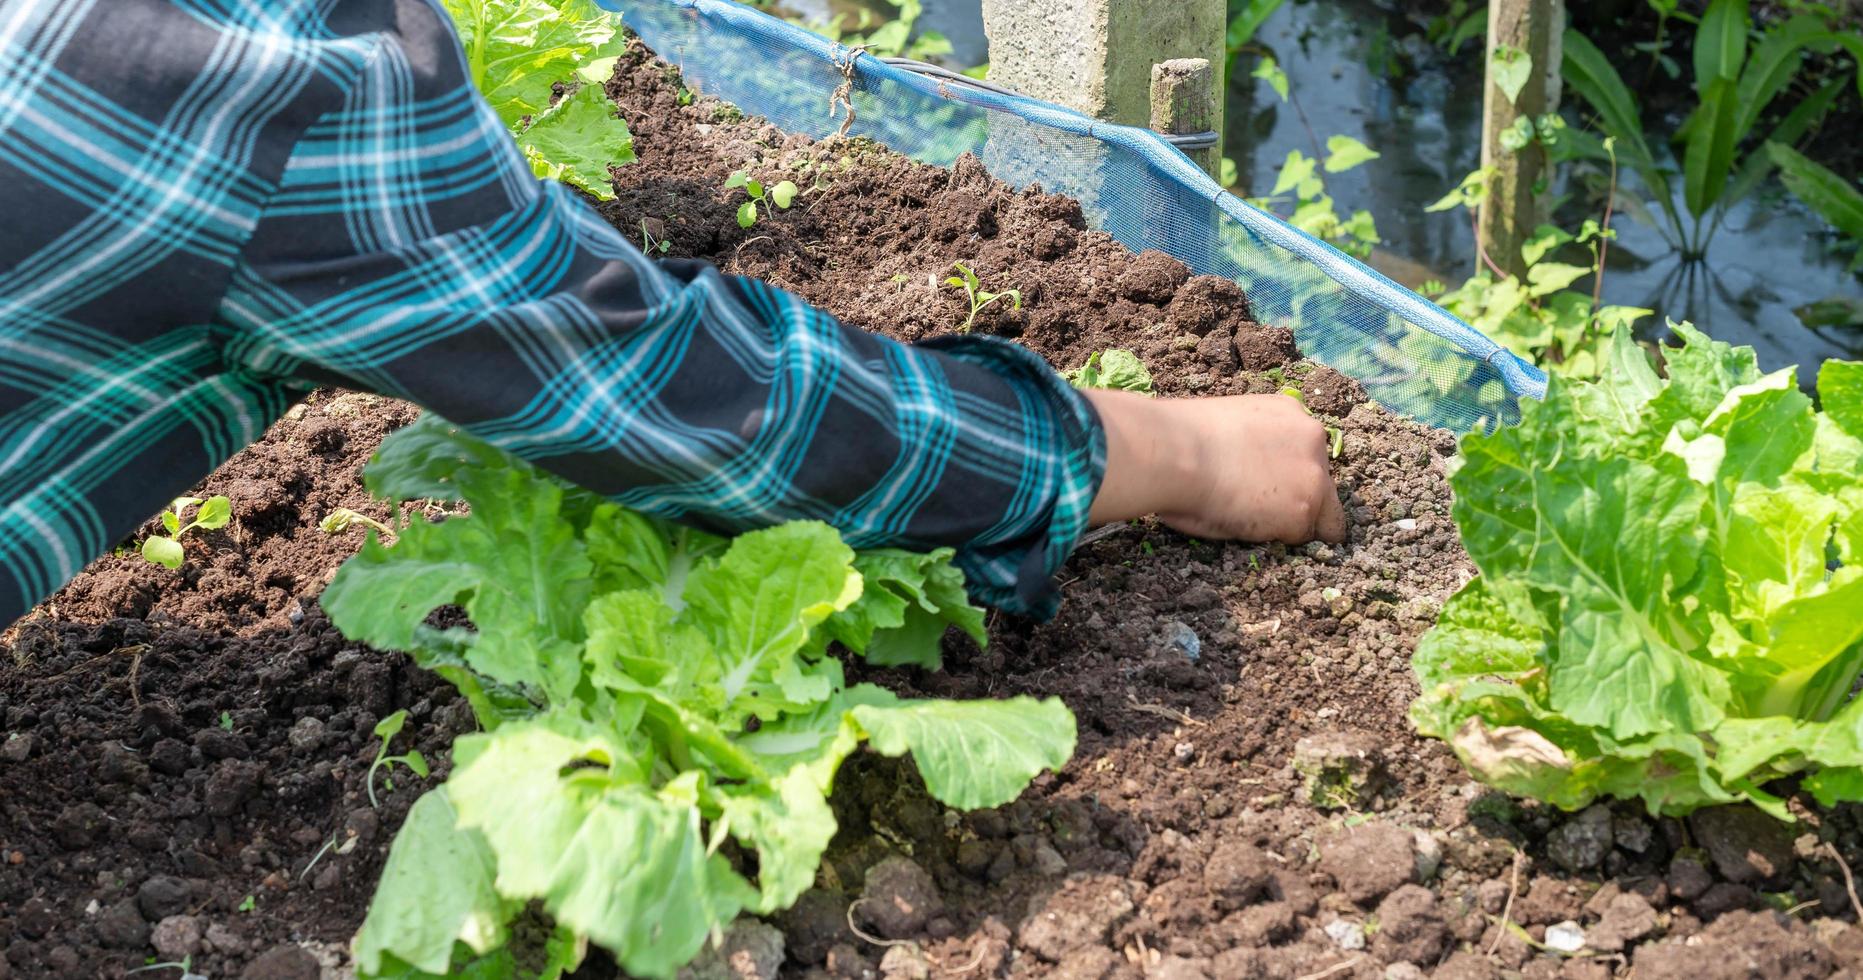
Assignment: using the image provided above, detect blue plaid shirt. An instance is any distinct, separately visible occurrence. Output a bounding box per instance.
[0,0,1105,628]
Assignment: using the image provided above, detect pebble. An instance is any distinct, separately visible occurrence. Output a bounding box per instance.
[1173,741,1196,762]
[2,733,34,761]
[1159,621,1201,663]
[287,716,325,751]
[1325,919,1366,951]
[1544,921,1587,953]
[1394,518,1418,531]
[1384,965,1426,980]
[151,915,205,960]
[1547,804,1614,872]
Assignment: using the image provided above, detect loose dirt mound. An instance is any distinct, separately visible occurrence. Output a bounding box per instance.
[3,40,1860,980]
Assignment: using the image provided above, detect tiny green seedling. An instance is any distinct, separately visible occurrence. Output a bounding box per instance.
[127,956,197,978]
[366,709,430,809]
[639,219,671,255]
[724,171,797,228]
[141,496,231,569]
[1278,387,1344,459]
[944,262,1022,332]
[319,508,395,538]
[238,894,256,913]
[218,711,234,731]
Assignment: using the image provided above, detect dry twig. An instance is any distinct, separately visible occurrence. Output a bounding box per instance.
[1488,848,1524,956]
[1826,842,1863,922]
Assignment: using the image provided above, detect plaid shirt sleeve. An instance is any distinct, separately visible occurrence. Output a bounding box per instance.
[0,0,1105,629]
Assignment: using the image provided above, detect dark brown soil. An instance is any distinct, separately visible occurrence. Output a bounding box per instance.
[4,40,1862,980]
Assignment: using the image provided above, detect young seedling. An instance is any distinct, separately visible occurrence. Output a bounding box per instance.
[724,171,797,228]
[319,508,395,538]
[218,711,234,731]
[366,709,430,809]
[639,218,671,255]
[944,262,1022,332]
[238,894,256,913]
[1279,387,1344,459]
[141,496,231,569]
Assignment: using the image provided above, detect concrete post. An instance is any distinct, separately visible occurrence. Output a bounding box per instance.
[1479,0,1565,280]
[1150,59,1220,179]
[982,0,1225,157]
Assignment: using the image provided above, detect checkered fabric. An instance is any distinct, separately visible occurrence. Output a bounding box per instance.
[0,0,1106,628]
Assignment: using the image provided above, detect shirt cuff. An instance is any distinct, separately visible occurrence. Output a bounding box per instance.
[917,335,1108,620]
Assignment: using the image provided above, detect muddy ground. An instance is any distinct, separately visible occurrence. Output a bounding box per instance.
[3,39,1861,980]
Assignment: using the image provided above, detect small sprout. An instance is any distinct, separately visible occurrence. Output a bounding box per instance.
[639,218,671,255]
[366,709,431,809]
[1279,386,1306,405]
[1067,350,1155,396]
[218,711,234,731]
[1327,426,1345,459]
[319,508,395,538]
[676,87,694,106]
[127,957,195,977]
[944,262,1022,332]
[725,171,798,228]
[238,894,256,913]
[140,496,231,569]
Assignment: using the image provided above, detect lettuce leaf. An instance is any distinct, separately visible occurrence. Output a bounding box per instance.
[442,0,633,200]
[1413,325,1863,817]
[329,416,1075,978]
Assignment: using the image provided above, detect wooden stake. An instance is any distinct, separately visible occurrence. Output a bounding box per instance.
[1150,58,1221,180]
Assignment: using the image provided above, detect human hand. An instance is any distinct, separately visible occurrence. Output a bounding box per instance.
[1083,389,1347,544]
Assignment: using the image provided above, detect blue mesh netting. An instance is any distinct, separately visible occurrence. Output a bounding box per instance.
[600,0,1549,432]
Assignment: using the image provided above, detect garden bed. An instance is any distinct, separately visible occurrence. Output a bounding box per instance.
[3,39,1862,980]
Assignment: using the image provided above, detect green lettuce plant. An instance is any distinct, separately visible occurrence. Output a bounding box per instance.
[322,416,1074,978]
[1413,325,1863,819]
[1067,350,1155,396]
[441,0,635,200]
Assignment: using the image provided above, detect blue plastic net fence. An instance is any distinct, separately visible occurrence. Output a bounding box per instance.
[600,0,1549,432]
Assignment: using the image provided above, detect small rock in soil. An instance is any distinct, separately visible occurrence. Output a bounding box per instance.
[148,737,190,776]
[677,918,784,980]
[1318,822,1415,905]
[94,897,150,949]
[241,945,321,980]
[1323,918,1366,951]
[2,733,35,761]
[1544,920,1587,953]
[1148,955,1210,980]
[137,875,193,921]
[1515,876,1584,925]
[1383,964,1425,980]
[1614,814,1655,854]
[1202,841,1273,909]
[16,896,54,938]
[1688,805,1796,887]
[1433,950,1500,980]
[99,742,150,786]
[205,922,247,955]
[877,944,932,980]
[1155,621,1200,663]
[52,801,108,849]
[1412,830,1443,882]
[1219,901,1295,946]
[193,728,249,760]
[779,890,854,966]
[1632,910,1835,979]
[1370,884,1448,963]
[1693,881,1758,920]
[286,716,325,751]
[1016,876,1135,962]
[1547,804,1613,872]
[1050,947,1122,980]
[151,914,205,960]
[205,758,262,815]
[1667,855,1714,900]
[1291,731,1387,810]
[1587,891,1658,952]
[859,857,942,940]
